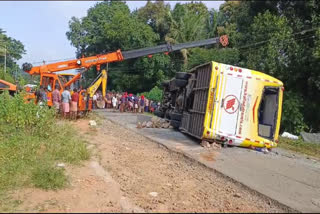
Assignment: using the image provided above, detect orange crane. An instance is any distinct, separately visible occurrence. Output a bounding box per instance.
[22,35,228,112]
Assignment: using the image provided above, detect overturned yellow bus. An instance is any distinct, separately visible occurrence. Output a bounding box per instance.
[158,61,284,149]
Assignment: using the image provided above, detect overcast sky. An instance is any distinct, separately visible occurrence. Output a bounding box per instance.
[0,1,223,67]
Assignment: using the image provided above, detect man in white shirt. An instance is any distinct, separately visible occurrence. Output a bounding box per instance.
[93,94,97,109]
[61,87,71,119]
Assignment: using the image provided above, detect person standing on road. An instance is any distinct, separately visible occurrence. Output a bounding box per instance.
[112,95,117,109]
[52,85,61,113]
[120,93,126,112]
[92,93,97,109]
[134,95,139,113]
[145,98,149,112]
[124,92,128,112]
[39,86,48,107]
[70,88,79,120]
[61,87,71,119]
[139,95,145,113]
[128,94,133,112]
[117,94,121,110]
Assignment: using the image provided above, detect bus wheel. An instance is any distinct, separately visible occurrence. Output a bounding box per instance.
[176,72,191,80]
[170,119,181,129]
[170,112,182,121]
[175,79,188,88]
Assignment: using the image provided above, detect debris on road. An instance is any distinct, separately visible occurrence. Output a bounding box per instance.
[149,192,158,197]
[89,120,97,126]
[137,122,142,129]
[255,147,269,154]
[212,142,222,150]
[233,193,241,198]
[201,141,222,150]
[281,132,298,140]
[200,141,211,148]
[248,146,269,154]
[137,116,171,129]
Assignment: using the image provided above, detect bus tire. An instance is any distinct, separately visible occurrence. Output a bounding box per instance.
[161,80,169,88]
[170,112,182,121]
[175,79,188,88]
[170,119,181,129]
[155,110,164,118]
[176,72,191,80]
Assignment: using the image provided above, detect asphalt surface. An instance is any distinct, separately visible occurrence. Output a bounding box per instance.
[96,110,320,213]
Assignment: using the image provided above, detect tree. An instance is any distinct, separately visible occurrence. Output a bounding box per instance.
[66,1,131,57]
[103,10,159,50]
[0,30,26,82]
[66,1,173,93]
[137,1,172,42]
[166,2,209,69]
[66,17,87,57]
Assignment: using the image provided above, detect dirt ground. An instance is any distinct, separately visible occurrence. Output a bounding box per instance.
[4,118,290,213]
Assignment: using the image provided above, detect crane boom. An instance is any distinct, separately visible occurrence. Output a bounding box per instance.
[23,36,227,75]
[121,37,220,60]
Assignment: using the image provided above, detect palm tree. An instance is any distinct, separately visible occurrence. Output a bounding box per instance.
[165,4,208,70]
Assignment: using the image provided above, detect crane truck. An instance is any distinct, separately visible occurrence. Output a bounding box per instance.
[22,35,229,112]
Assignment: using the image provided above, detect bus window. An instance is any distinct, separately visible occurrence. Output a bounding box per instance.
[258,87,279,140]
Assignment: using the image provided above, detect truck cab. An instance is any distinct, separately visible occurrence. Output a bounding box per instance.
[159,61,283,149]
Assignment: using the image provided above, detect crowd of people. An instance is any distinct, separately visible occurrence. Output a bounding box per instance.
[92,91,161,114]
[35,86,162,119]
[36,85,80,120]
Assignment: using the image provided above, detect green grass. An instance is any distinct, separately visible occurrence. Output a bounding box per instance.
[0,92,90,212]
[0,193,23,213]
[278,137,320,159]
[0,122,90,194]
[31,165,67,190]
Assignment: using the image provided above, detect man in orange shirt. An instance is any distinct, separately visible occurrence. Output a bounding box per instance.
[70,88,79,120]
[52,85,61,114]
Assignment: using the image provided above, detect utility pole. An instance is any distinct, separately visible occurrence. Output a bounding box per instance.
[4,44,6,75]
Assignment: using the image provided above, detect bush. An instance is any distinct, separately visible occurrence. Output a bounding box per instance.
[145,86,163,102]
[281,91,307,135]
[0,91,55,135]
[0,91,89,193]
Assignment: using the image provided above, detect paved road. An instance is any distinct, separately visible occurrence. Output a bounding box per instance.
[96,110,320,213]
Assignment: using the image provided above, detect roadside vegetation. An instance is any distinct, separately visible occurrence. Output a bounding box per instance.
[278,137,320,159]
[0,92,89,194]
[138,86,163,102]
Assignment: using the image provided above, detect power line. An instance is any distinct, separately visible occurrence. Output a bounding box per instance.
[31,57,76,65]
[238,28,318,50]
[239,34,316,55]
